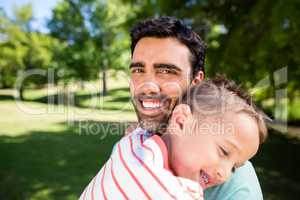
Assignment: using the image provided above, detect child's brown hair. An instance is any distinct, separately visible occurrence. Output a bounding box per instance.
[182,75,268,144]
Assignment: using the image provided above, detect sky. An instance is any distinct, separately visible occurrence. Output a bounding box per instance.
[0,0,59,33]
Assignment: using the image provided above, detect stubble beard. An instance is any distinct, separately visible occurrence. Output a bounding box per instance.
[132,101,171,134]
[131,93,176,134]
[139,115,170,134]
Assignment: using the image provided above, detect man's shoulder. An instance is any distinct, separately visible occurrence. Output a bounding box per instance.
[204,161,263,200]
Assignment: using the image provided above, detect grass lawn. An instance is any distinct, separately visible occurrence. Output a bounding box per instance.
[0,83,300,200]
[0,82,136,200]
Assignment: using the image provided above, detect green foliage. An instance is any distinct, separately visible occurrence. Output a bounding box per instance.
[0,4,61,89]
[1,0,299,117]
[47,0,131,84]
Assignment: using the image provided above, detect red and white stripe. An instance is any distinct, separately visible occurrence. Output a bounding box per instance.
[79,128,203,200]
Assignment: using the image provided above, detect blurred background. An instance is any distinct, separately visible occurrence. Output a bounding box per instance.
[0,0,299,199]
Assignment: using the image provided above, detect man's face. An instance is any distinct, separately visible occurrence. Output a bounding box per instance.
[130,37,193,133]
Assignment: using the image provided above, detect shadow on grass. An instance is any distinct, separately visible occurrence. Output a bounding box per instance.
[26,87,133,111]
[0,94,15,101]
[0,121,132,200]
[0,122,299,200]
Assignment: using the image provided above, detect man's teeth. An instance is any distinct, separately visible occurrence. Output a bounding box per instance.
[142,101,161,109]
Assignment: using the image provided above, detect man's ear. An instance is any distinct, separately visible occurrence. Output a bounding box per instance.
[172,104,192,130]
[192,70,204,85]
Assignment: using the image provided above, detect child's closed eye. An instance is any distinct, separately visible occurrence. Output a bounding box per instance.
[219,146,230,157]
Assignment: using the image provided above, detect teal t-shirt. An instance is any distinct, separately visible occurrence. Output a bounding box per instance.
[204,161,263,200]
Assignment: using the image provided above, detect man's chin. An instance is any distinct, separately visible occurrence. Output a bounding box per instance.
[133,104,170,134]
[139,119,160,133]
[139,119,168,134]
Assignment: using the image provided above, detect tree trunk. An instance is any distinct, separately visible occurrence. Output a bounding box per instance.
[102,68,107,96]
[19,84,25,101]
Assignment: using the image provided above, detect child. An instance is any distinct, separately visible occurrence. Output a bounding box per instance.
[80,76,268,200]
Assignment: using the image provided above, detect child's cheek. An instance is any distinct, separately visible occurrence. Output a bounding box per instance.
[172,150,200,177]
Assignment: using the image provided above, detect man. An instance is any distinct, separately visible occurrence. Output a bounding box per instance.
[129,16,263,199]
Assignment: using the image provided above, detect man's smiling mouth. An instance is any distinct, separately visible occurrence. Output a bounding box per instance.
[141,99,161,109]
[134,94,173,117]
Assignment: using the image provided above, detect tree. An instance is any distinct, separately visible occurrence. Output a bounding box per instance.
[0,4,60,100]
[89,0,131,95]
[48,0,131,95]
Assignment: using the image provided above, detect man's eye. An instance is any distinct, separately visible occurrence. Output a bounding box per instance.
[157,68,176,74]
[131,68,143,73]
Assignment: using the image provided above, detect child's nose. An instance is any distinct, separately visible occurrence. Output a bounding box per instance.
[216,167,231,184]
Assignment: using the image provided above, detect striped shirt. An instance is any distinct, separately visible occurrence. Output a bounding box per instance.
[79,128,203,200]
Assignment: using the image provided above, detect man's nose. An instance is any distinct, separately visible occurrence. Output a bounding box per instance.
[139,75,160,95]
[141,81,160,95]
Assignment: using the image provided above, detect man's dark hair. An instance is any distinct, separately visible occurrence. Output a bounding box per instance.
[130,16,206,77]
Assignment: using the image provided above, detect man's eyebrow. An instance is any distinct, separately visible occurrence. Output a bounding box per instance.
[129,62,145,68]
[154,63,182,72]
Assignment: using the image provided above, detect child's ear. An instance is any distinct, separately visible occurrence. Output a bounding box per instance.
[172,104,192,131]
